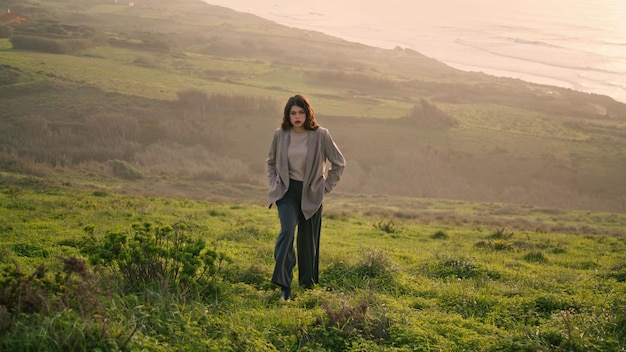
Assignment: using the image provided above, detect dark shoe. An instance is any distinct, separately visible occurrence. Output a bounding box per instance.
[280,287,291,301]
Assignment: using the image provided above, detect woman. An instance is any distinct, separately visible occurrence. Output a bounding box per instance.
[267,94,345,301]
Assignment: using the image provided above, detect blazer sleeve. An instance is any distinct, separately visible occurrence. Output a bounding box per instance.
[266,130,279,185]
[323,129,345,194]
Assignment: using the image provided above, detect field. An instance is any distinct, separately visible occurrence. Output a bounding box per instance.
[1,0,626,350]
[2,0,626,212]
[1,174,625,351]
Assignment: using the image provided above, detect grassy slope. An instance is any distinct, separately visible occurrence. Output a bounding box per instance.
[1,2,626,349]
[0,177,625,350]
[0,0,626,214]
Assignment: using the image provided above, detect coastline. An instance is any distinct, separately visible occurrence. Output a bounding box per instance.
[204,0,626,103]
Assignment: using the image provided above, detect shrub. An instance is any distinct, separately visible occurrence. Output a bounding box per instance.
[431,230,448,239]
[400,98,458,128]
[108,159,143,180]
[0,257,108,339]
[11,243,49,258]
[373,219,400,234]
[0,25,12,38]
[9,35,69,54]
[80,221,230,296]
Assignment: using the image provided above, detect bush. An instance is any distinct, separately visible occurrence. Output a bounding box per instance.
[108,159,143,180]
[431,230,448,240]
[373,219,400,234]
[0,258,108,339]
[400,98,458,128]
[80,221,230,296]
[0,25,12,38]
[9,35,69,54]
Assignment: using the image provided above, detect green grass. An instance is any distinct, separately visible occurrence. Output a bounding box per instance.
[0,48,272,100]
[1,40,411,119]
[446,103,591,141]
[3,29,626,213]
[1,175,625,351]
[0,39,11,50]
[2,3,626,349]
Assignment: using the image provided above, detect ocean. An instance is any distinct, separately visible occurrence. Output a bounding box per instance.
[204,0,626,103]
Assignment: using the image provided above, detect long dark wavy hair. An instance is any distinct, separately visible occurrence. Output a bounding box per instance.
[280,94,320,130]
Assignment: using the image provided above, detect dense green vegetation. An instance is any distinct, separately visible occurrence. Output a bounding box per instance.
[0,0,625,212]
[1,175,625,351]
[0,1,625,349]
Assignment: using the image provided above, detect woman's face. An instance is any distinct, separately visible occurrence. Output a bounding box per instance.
[289,105,307,130]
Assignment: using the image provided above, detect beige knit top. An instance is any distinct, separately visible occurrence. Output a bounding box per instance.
[288,130,308,181]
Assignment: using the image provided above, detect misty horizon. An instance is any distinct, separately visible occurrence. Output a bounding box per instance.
[204,0,626,103]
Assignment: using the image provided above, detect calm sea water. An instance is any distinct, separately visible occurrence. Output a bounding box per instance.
[205,0,626,103]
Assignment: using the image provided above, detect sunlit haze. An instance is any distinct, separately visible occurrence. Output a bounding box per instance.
[204,0,626,102]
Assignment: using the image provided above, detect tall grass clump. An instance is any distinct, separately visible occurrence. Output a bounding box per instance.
[323,249,400,293]
[523,250,548,263]
[428,256,484,280]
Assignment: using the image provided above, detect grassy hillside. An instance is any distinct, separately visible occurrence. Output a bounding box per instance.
[1,0,626,213]
[0,176,625,351]
[1,2,626,349]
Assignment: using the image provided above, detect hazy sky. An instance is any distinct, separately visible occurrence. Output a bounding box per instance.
[204,0,626,102]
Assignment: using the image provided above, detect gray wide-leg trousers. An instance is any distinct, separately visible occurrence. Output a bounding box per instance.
[271,180,322,289]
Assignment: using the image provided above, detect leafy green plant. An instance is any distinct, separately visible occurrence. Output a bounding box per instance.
[373,219,400,234]
[0,257,115,350]
[11,243,49,258]
[80,221,230,296]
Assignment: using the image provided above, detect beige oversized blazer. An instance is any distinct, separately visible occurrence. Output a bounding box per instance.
[267,127,345,219]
